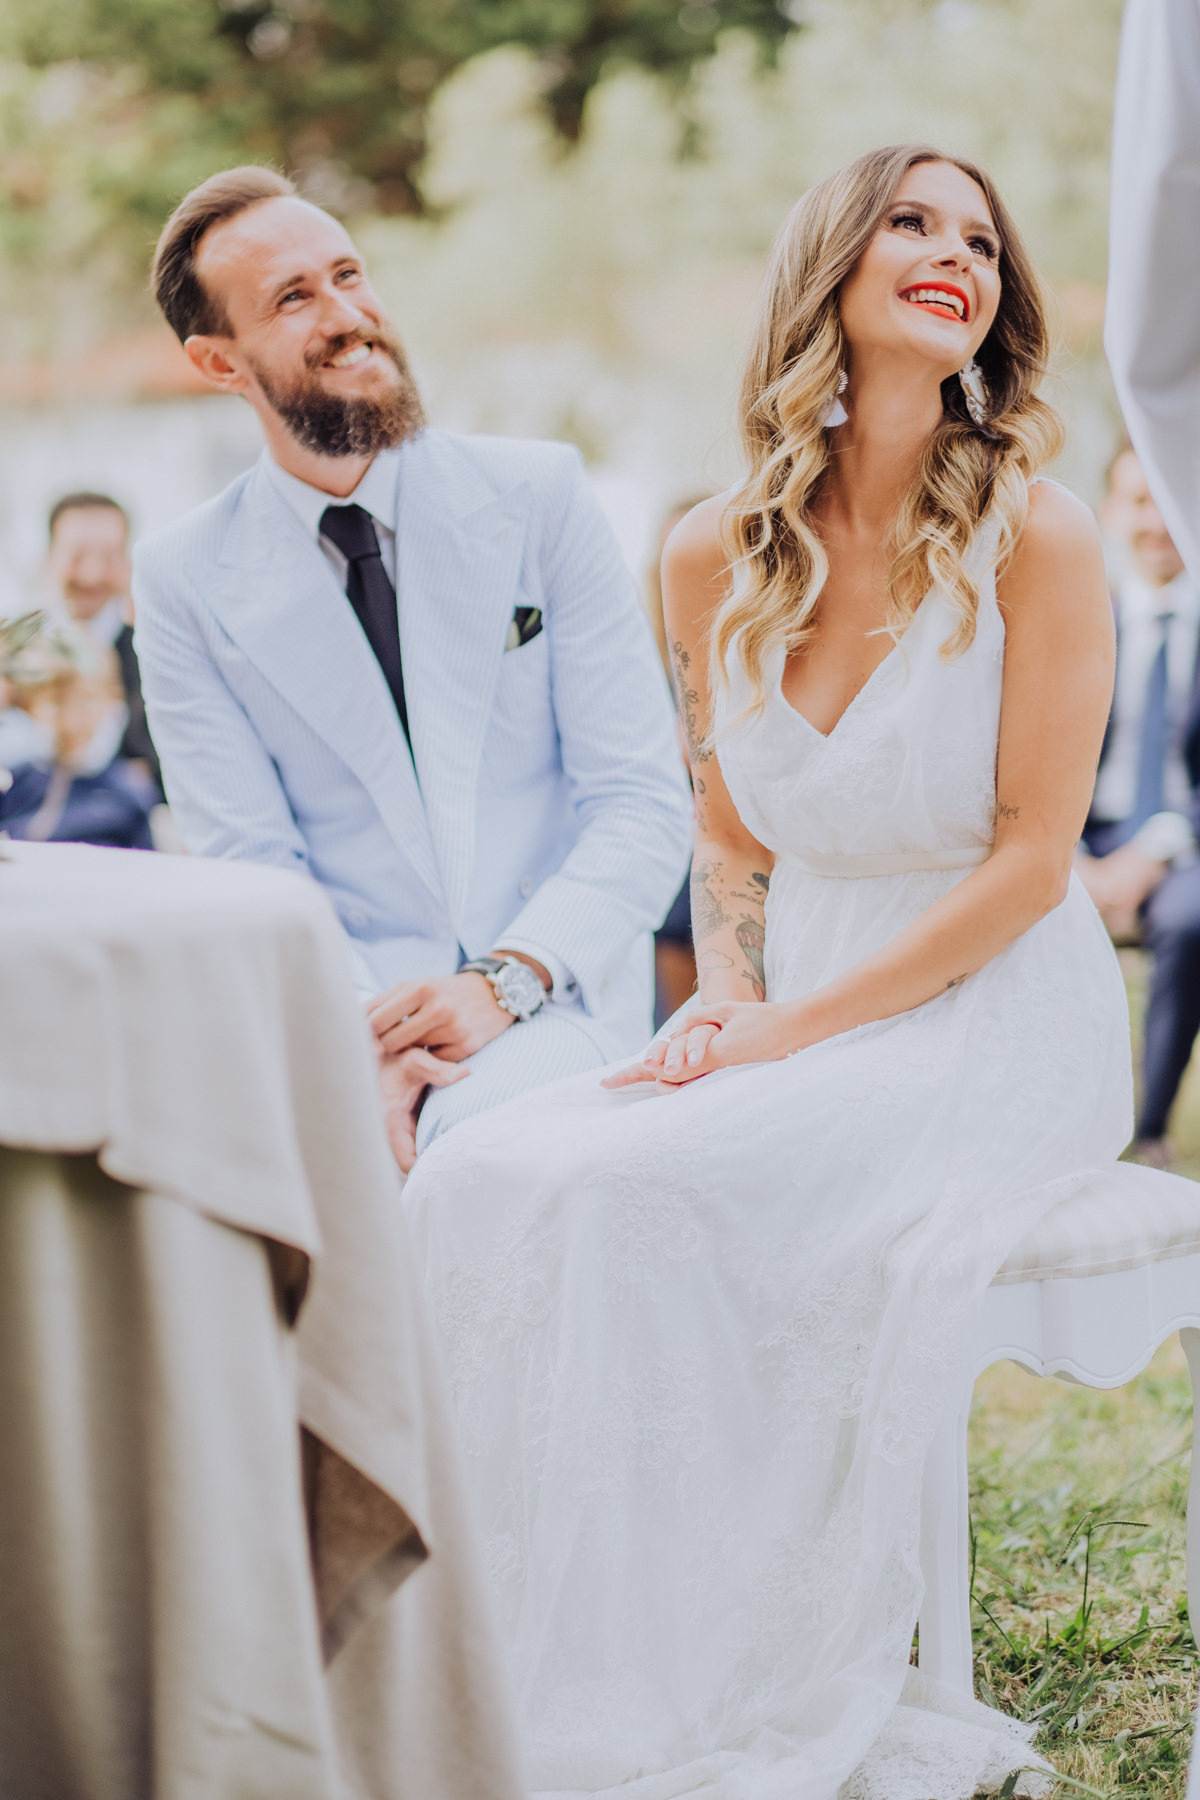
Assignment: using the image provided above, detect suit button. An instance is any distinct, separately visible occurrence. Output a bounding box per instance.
[518,876,534,898]
[345,906,368,931]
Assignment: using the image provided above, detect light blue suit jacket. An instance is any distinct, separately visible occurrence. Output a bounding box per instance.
[133,430,692,1051]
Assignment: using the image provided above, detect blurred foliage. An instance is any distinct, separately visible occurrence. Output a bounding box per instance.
[0,0,792,232]
[358,0,1124,506]
[0,0,1126,518]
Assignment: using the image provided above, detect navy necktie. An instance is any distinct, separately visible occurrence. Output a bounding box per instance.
[320,503,409,744]
[1127,610,1173,835]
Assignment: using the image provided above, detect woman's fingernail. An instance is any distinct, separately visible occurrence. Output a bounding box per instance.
[687,1046,703,1065]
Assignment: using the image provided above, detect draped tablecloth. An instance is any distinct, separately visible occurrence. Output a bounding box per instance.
[0,840,525,1800]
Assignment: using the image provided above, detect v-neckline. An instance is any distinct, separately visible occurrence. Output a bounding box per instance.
[775,594,929,741]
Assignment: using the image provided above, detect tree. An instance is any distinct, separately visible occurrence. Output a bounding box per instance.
[5,0,794,219]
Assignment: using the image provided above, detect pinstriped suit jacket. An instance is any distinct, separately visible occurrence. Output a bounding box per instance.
[132,430,692,1051]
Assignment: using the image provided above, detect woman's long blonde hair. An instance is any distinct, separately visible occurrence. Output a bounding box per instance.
[713,144,1064,718]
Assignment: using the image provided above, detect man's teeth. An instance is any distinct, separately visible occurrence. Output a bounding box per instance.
[328,343,371,368]
[904,289,966,319]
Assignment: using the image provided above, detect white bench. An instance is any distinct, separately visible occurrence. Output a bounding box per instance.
[918,1161,1200,1694]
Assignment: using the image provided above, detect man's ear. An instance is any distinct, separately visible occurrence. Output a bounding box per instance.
[184,335,249,395]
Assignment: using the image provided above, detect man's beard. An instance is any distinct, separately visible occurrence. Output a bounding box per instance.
[254,328,426,459]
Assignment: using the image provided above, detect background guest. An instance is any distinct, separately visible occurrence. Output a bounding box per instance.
[46,492,161,792]
[1078,445,1200,1167]
[0,623,157,849]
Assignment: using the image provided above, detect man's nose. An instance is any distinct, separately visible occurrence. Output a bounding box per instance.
[316,283,368,335]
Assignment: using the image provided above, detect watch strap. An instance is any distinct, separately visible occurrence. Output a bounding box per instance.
[460,957,505,977]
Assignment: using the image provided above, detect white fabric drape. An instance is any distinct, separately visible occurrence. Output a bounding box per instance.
[0,841,525,1799]
[1105,0,1200,583]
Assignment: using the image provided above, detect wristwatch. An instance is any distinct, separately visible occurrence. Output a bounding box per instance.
[460,955,547,1022]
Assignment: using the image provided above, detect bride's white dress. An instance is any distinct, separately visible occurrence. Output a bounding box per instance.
[403,510,1133,1798]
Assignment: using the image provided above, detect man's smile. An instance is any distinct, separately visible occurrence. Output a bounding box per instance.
[325,341,373,370]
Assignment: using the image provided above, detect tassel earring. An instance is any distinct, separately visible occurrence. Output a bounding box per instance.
[958,357,989,426]
[821,370,849,429]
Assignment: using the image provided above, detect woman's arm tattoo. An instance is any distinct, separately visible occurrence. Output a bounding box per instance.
[669,638,712,788]
[733,871,770,998]
[735,916,766,1000]
[692,861,770,998]
[691,858,730,937]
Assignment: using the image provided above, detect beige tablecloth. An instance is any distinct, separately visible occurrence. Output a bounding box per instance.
[0,841,525,1800]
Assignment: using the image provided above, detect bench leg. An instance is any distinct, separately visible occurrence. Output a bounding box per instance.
[1181,1328,1200,1649]
[918,1377,975,1696]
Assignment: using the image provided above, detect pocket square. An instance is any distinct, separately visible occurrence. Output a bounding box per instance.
[505,606,543,652]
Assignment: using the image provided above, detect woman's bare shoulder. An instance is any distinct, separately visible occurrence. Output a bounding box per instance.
[661,493,734,635]
[1021,476,1101,552]
[998,477,1108,631]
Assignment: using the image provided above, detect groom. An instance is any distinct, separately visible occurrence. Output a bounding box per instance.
[133,166,691,1167]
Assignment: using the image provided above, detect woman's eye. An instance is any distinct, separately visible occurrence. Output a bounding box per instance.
[970,239,999,260]
[891,212,924,233]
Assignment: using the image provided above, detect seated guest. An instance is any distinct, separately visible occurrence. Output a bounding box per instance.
[1078,444,1200,1165]
[46,492,161,792]
[0,624,156,850]
[133,168,691,1169]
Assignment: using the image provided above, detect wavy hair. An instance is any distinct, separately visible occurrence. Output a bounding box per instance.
[712,144,1064,721]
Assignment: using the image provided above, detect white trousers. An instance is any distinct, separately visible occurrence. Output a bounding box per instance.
[414,1002,624,1155]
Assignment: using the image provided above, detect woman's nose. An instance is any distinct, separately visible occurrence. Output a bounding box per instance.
[932,239,972,270]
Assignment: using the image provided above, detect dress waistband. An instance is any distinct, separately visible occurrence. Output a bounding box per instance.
[783,845,991,879]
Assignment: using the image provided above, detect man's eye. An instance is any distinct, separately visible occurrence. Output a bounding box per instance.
[335,266,360,283]
[280,290,303,305]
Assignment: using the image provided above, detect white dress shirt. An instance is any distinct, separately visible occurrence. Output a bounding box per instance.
[264,449,400,587]
[1092,569,1200,825]
[263,449,577,1000]
[43,595,129,647]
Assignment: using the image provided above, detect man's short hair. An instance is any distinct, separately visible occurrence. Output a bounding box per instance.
[48,492,130,542]
[153,166,297,344]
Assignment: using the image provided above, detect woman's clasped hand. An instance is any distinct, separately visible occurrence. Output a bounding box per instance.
[601,999,806,1089]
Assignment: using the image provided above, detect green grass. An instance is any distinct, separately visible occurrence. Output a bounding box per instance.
[965,951,1200,1794]
[970,1350,1195,1793]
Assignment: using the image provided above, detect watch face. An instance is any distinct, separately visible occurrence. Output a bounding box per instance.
[498,960,544,1018]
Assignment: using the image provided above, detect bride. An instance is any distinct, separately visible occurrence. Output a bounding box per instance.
[404,144,1127,1797]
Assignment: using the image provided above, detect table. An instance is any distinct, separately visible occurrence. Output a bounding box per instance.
[0,841,525,1800]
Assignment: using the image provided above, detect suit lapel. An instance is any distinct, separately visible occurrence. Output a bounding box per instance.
[393,441,529,926]
[210,459,444,904]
